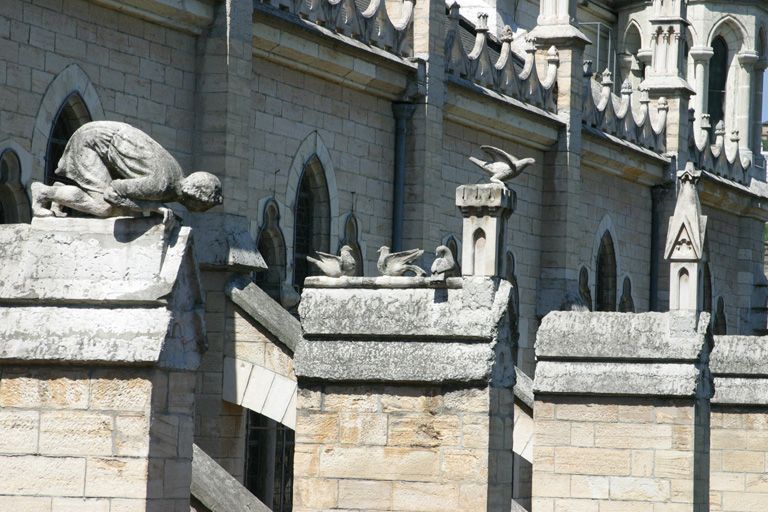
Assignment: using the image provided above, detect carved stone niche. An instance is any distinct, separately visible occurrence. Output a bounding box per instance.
[455,182,514,277]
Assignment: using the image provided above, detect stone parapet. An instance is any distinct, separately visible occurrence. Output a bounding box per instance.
[0,217,205,510]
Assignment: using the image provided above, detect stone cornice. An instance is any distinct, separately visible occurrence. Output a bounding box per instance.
[90,0,216,35]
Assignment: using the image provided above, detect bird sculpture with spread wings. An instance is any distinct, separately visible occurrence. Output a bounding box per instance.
[430,245,457,281]
[377,246,426,277]
[469,145,535,185]
[307,245,357,277]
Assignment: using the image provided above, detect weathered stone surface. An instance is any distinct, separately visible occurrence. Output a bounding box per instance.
[295,340,495,383]
[534,362,699,396]
[0,218,192,303]
[514,367,534,409]
[536,311,707,361]
[299,277,511,340]
[712,377,768,405]
[711,336,768,376]
[227,278,300,352]
[188,213,265,271]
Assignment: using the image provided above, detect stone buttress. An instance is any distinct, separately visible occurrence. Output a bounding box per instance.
[0,217,205,511]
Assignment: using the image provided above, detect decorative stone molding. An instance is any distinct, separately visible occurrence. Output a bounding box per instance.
[456,183,513,277]
[582,67,669,154]
[444,8,560,113]
[688,113,752,184]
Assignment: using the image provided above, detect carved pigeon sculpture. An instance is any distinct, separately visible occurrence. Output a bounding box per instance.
[469,145,535,184]
[430,245,457,281]
[377,246,426,277]
[306,245,357,277]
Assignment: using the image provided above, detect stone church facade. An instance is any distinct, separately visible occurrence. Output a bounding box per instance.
[0,0,767,511]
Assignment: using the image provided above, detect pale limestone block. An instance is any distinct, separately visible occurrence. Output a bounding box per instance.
[39,411,114,456]
[240,366,274,413]
[339,412,387,446]
[459,483,487,510]
[298,387,322,410]
[322,387,380,412]
[618,405,655,423]
[0,455,85,496]
[654,450,694,478]
[109,499,147,512]
[51,498,110,512]
[391,482,461,511]
[671,425,694,450]
[260,373,296,423]
[721,450,764,473]
[460,415,490,449]
[225,342,265,367]
[722,492,768,512]
[337,479,393,509]
[711,472,746,492]
[608,476,670,502]
[669,478,694,503]
[594,423,673,450]
[293,444,320,477]
[570,423,594,447]
[555,403,618,422]
[381,388,443,414]
[221,356,252,405]
[631,450,655,477]
[533,472,572,498]
[0,410,39,454]
[0,496,52,511]
[0,369,89,409]
[318,446,439,481]
[533,420,572,447]
[296,412,339,444]
[533,447,555,473]
[114,415,150,457]
[570,475,610,500]
[90,375,151,412]
[84,457,149,498]
[596,501,653,512]
[443,388,490,413]
[441,448,489,482]
[745,474,768,493]
[387,414,461,448]
[553,447,631,476]
[552,498,598,512]
[293,477,338,509]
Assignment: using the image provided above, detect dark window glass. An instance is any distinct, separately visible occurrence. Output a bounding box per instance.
[292,157,330,292]
[244,412,294,511]
[595,232,617,311]
[708,36,729,133]
[45,94,91,185]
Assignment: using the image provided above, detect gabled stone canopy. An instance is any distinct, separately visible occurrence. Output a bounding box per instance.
[664,164,708,262]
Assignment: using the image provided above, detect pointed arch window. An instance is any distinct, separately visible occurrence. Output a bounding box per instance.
[45,93,91,185]
[293,156,330,291]
[0,150,30,224]
[595,232,617,311]
[707,36,729,132]
[256,200,288,302]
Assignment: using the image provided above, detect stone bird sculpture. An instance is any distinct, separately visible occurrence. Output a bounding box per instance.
[377,246,426,277]
[430,245,457,281]
[306,245,357,277]
[469,145,535,184]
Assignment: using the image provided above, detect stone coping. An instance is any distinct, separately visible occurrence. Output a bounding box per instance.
[299,277,511,341]
[188,212,266,271]
[712,377,768,406]
[294,340,497,383]
[710,335,768,376]
[303,276,464,289]
[536,311,708,362]
[534,361,700,397]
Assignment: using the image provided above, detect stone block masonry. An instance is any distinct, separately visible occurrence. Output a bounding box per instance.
[295,276,517,511]
[533,311,710,512]
[0,217,206,511]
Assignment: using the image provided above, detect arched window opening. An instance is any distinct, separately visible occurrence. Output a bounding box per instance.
[340,213,363,276]
[595,232,617,311]
[256,201,288,303]
[293,156,330,291]
[618,276,635,313]
[45,93,91,185]
[473,228,486,275]
[0,150,29,224]
[707,36,729,134]
[244,411,294,512]
[678,268,690,309]
[578,266,593,311]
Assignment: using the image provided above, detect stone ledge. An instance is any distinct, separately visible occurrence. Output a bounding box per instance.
[299,277,511,341]
[534,361,700,397]
[304,276,464,289]
[536,311,707,362]
[294,340,496,383]
[710,336,768,376]
[188,213,265,272]
[712,377,768,405]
